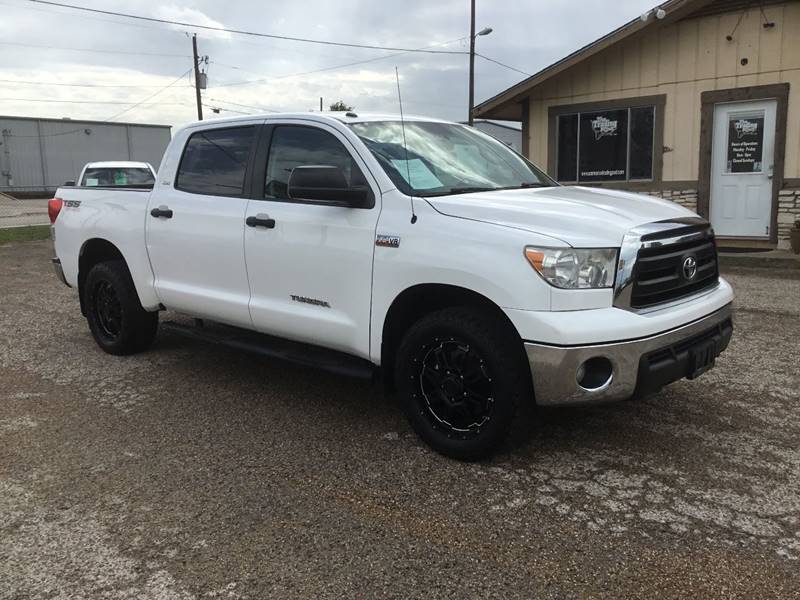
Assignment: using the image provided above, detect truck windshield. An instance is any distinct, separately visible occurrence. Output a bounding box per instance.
[81,167,155,188]
[349,121,554,197]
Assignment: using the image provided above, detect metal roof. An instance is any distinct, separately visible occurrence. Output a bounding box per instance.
[0,114,171,129]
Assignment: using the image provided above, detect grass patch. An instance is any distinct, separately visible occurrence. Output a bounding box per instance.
[0,225,51,243]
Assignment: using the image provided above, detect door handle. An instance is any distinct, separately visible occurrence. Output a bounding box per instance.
[150,206,173,219]
[246,214,276,229]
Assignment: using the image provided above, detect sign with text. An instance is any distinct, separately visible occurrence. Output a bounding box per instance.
[578,109,628,181]
[726,116,764,173]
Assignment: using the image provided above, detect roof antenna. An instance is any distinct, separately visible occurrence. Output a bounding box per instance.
[395,66,417,224]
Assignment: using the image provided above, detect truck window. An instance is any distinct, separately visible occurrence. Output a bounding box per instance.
[81,167,155,188]
[176,126,255,197]
[265,126,366,200]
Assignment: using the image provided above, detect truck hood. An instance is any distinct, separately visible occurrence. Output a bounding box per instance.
[426,185,696,247]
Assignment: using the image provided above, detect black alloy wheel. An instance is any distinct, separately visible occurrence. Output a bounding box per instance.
[395,306,533,461]
[415,338,495,437]
[93,279,123,339]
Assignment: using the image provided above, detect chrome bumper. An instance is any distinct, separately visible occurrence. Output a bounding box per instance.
[525,304,733,406]
[52,257,70,287]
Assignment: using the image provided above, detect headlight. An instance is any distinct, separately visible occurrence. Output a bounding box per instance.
[525,247,618,289]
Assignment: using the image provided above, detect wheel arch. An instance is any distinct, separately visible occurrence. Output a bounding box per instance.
[77,238,128,316]
[380,283,523,390]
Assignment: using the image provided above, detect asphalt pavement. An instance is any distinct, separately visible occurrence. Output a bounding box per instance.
[1,240,798,599]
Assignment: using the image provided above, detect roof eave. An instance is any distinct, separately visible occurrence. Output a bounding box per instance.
[473,0,713,120]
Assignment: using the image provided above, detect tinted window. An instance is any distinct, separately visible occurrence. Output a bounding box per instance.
[556,114,578,182]
[265,126,365,199]
[553,105,656,183]
[629,106,655,179]
[81,167,154,187]
[176,126,255,197]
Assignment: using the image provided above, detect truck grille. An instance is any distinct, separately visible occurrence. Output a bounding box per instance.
[629,225,718,308]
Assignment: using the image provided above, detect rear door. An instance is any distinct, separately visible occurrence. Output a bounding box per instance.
[146,123,260,327]
[243,121,381,358]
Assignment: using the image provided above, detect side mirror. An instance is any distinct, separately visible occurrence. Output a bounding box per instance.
[287,165,372,208]
[64,180,76,187]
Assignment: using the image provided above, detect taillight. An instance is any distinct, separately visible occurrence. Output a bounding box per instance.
[48,197,63,224]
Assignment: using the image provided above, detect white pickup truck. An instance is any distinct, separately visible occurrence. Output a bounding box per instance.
[49,112,733,460]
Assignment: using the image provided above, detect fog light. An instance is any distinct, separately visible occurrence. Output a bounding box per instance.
[577,357,613,391]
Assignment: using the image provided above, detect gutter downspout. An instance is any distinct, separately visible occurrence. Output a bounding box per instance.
[1,129,13,188]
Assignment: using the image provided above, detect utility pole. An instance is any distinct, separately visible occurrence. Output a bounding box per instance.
[468,0,476,126]
[320,97,323,111]
[192,34,203,121]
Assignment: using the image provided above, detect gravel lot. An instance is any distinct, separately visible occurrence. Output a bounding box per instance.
[1,239,799,599]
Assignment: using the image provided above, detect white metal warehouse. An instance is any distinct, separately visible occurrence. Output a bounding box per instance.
[0,116,171,196]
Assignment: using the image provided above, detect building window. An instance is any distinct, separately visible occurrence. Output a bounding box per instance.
[556,105,656,183]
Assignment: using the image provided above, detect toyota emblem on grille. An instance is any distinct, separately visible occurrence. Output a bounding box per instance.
[682,255,698,280]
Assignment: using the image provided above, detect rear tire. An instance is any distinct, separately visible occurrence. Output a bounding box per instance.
[395,307,533,461]
[82,260,158,355]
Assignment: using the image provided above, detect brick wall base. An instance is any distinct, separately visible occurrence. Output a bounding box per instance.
[644,189,698,214]
[644,187,800,249]
[778,187,800,250]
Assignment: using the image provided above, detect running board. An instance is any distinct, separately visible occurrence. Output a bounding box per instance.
[161,320,376,380]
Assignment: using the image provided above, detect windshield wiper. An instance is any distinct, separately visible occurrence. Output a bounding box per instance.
[499,182,550,189]
[422,186,496,197]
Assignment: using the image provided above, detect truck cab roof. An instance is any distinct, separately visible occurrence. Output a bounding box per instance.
[82,161,154,169]
[175,112,453,135]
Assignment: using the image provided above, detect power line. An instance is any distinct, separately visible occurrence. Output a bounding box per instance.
[475,53,531,77]
[5,69,192,137]
[0,78,193,89]
[28,0,468,55]
[212,36,468,88]
[103,68,193,122]
[0,97,190,105]
[202,104,250,115]
[0,40,190,58]
[206,98,280,113]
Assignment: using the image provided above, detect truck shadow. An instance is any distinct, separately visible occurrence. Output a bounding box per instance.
[153,322,718,465]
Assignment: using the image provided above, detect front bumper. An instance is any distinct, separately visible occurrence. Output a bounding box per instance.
[524,304,733,406]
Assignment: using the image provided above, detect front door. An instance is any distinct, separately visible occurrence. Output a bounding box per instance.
[244,122,380,358]
[709,99,776,239]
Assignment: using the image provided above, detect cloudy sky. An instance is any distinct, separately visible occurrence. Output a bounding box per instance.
[0,0,659,127]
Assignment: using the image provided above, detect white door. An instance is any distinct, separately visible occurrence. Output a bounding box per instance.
[709,99,776,238]
[244,122,380,358]
[146,124,258,328]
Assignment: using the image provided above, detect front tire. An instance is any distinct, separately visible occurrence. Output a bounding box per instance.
[395,307,533,461]
[83,260,158,355]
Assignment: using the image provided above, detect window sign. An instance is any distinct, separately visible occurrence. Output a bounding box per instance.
[555,105,655,183]
[579,109,628,181]
[726,115,764,173]
[390,158,443,189]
